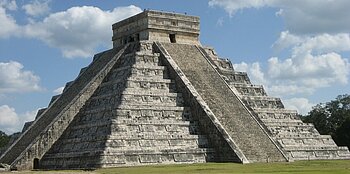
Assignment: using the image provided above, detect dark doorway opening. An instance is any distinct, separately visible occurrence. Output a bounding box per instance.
[33,158,39,169]
[169,34,176,43]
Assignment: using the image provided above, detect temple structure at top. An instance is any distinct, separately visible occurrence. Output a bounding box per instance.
[112,10,200,47]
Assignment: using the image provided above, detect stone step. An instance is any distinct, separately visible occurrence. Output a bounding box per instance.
[109,65,167,80]
[232,84,267,96]
[126,78,175,91]
[242,96,284,109]
[49,94,61,106]
[100,77,174,90]
[69,119,193,130]
[131,64,167,78]
[51,139,208,153]
[127,76,172,83]
[41,147,215,169]
[223,71,251,84]
[269,128,319,137]
[260,119,303,124]
[35,108,47,119]
[284,146,340,151]
[253,108,298,114]
[57,133,208,144]
[78,67,88,76]
[21,121,33,133]
[130,52,161,66]
[43,147,215,159]
[119,98,183,107]
[274,134,330,139]
[288,150,350,160]
[277,136,337,147]
[276,134,332,140]
[86,93,183,109]
[83,105,188,117]
[62,81,74,93]
[265,122,314,127]
[91,89,181,99]
[97,77,175,95]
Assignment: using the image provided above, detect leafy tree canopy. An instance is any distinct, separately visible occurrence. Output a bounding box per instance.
[302,94,350,148]
[0,130,10,148]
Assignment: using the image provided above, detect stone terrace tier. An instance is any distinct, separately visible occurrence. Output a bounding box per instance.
[39,41,216,169]
[201,46,350,161]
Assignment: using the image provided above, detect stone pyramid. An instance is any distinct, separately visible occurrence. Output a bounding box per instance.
[1,10,349,170]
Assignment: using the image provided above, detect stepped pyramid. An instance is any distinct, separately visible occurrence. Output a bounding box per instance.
[1,10,349,170]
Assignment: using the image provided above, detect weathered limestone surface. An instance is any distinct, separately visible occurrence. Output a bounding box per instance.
[202,46,350,161]
[39,41,215,169]
[0,45,129,170]
[159,42,287,163]
[112,10,200,48]
[1,9,349,170]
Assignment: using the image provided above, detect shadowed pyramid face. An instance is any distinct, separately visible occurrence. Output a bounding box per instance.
[1,10,349,170]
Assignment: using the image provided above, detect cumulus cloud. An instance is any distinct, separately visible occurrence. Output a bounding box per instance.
[23,5,142,58]
[0,0,17,10]
[209,0,269,16]
[0,4,142,58]
[0,0,19,38]
[0,105,19,129]
[233,32,350,113]
[22,0,50,17]
[53,86,64,95]
[234,50,350,97]
[283,97,315,115]
[209,0,350,34]
[0,61,42,94]
[0,105,37,134]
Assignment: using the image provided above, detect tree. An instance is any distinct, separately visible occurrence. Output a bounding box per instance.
[0,131,10,148]
[302,94,350,148]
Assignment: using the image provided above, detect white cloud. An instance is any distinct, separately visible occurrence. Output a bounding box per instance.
[0,105,18,128]
[216,17,224,26]
[209,0,270,16]
[209,0,350,34]
[0,2,19,38]
[292,33,350,55]
[0,105,37,134]
[283,97,315,115]
[53,86,64,95]
[233,30,350,98]
[23,5,142,58]
[234,52,350,97]
[0,61,42,94]
[272,31,302,52]
[0,4,142,58]
[0,0,17,11]
[22,0,50,17]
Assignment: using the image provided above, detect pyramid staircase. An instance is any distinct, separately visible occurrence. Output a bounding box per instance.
[201,46,350,161]
[39,41,216,169]
[2,10,349,171]
[0,41,217,169]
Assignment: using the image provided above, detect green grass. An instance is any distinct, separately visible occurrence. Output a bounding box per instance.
[97,160,350,174]
[2,160,350,174]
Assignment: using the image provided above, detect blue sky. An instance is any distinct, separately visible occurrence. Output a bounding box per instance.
[0,0,349,134]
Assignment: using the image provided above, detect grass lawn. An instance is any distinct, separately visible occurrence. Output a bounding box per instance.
[1,160,349,174]
[98,160,350,174]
